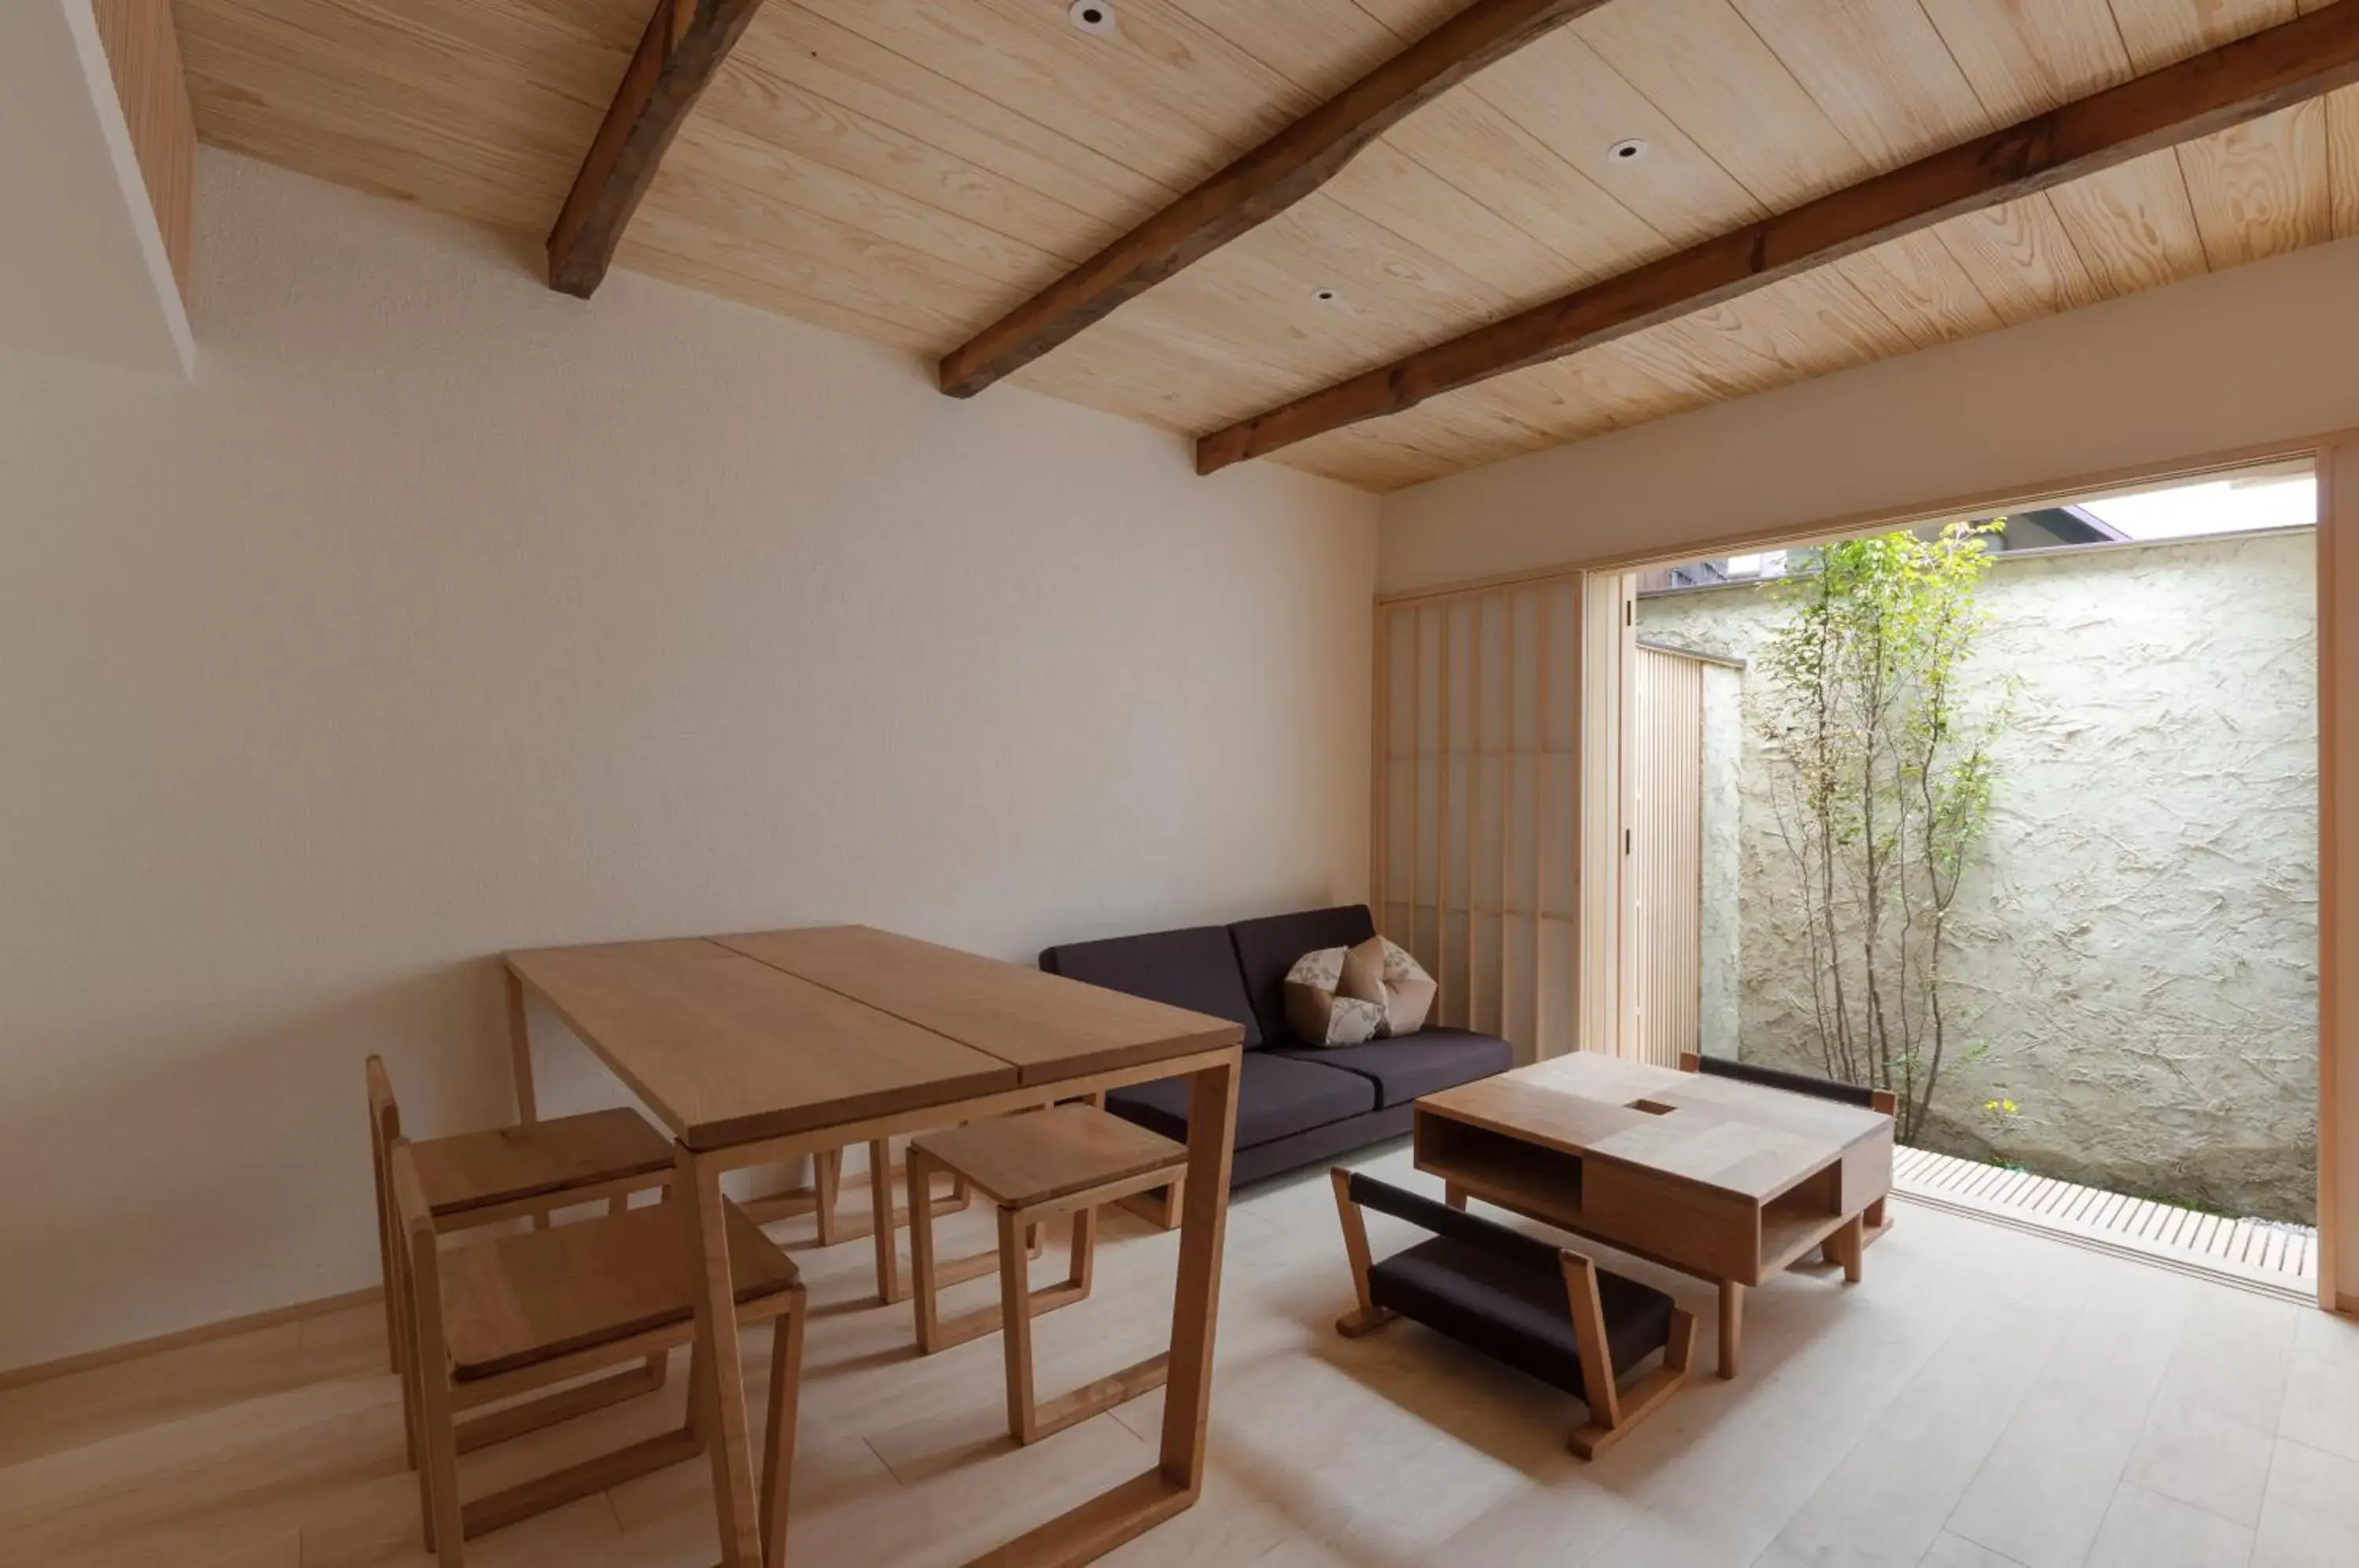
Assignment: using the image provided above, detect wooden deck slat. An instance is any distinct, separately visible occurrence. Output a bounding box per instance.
[1888,1147,2315,1290]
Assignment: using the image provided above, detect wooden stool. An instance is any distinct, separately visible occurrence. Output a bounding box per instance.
[906,1104,1186,1444]
[366,1057,676,1463]
[386,1139,807,1566]
[740,1143,974,1304]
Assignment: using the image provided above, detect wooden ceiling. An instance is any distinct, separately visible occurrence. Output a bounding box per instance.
[176,0,2359,492]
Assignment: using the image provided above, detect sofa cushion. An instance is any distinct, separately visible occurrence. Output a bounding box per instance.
[1106,1052,1375,1149]
[1267,1027,1512,1108]
[1228,906,1377,1046]
[1040,925,1261,1049]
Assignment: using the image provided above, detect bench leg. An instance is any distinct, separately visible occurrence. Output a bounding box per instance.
[1717,1282,1743,1379]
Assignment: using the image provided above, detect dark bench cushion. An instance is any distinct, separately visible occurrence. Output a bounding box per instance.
[1106,1052,1375,1149]
[1695,1055,1879,1108]
[1369,1235,1676,1400]
[1268,1027,1512,1108]
[1041,925,1260,1049]
[1229,905,1377,1047]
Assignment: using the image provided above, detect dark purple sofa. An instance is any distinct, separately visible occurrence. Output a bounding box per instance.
[1039,904,1513,1188]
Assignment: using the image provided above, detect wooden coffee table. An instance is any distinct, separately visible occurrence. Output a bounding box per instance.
[1413,1053,1893,1378]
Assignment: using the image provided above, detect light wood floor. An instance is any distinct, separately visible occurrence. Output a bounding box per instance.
[8,1142,2359,1568]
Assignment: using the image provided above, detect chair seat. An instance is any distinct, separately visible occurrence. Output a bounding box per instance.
[912,1104,1186,1209]
[1369,1235,1676,1400]
[413,1106,673,1218]
[441,1201,797,1382]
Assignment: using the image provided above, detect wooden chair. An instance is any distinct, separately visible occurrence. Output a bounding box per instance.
[1679,1051,1896,1245]
[906,1104,1185,1444]
[1330,1170,1694,1459]
[387,1137,807,1566]
[365,1056,679,1463]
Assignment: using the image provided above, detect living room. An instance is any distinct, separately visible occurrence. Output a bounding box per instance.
[6,3,2359,1566]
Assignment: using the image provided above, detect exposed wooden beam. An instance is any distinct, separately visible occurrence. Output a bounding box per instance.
[936,0,1616,399]
[1196,1,2359,474]
[546,0,765,299]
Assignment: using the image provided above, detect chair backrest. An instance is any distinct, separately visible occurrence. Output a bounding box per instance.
[385,1138,447,1362]
[1680,1052,1893,1113]
[1344,1172,1565,1273]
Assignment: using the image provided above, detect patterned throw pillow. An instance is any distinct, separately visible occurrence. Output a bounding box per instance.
[1283,946,1388,1046]
[1352,935,1436,1036]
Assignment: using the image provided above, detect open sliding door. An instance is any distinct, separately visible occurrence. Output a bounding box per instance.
[1375,576,1584,1063]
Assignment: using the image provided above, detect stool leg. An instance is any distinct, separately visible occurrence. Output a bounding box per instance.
[996,1206,1038,1444]
[870,1139,904,1304]
[814,1149,842,1246]
[910,1150,943,1353]
[1067,1203,1097,1298]
[759,1292,806,1568]
[623,1193,668,1392]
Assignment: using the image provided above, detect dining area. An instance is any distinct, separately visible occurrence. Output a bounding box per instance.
[374,925,1246,1568]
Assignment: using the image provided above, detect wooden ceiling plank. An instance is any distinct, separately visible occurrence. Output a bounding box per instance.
[2044,148,2212,297]
[1829,229,2003,350]
[1916,0,2133,121]
[2174,101,2335,269]
[1469,28,1768,245]
[1932,192,2104,326]
[934,1,1620,399]
[1379,92,1668,275]
[1573,0,1865,208]
[628,169,1017,340]
[1728,0,1994,170]
[1194,1,2359,473]
[745,4,1176,225]
[178,0,635,226]
[701,29,1121,268]
[548,0,768,297]
[664,116,1067,290]
[616,226,947,352]
[2331,84,2359,235]
[1320,142,1592,304]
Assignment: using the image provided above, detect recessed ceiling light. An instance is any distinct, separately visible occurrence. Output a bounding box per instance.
[1067,1,1117,34]
[1311,286,1342,304]
[1607,137,1651,164]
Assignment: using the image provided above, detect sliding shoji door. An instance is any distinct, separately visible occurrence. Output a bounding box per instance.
[1375,576,1585,1063]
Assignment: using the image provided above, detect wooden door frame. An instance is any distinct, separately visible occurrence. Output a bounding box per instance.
[1377,425,2357,1315]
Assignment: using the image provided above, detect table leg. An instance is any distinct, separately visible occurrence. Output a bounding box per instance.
[679,1144,764,1568]
[1717,1282,1744,1380]
[1159,1055,1240,1491]
[504,966,537,1124]
[1832,1213,1867,1284]
[871,1138,906,1304]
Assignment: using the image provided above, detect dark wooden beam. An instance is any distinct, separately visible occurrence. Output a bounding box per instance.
[936,0,1616,399]
[547,0,766,299]
[1196,0,2359,474]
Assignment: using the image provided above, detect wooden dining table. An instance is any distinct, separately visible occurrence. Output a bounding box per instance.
[502,925,1245,1568]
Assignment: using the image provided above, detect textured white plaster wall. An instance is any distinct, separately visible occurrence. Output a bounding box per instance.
[1642,532,2319,1220]
[0,152,1378,1371]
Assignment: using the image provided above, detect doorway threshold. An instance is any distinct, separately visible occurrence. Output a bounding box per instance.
[1890,1146,2317,1304]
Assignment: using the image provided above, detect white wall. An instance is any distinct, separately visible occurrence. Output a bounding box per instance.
[0,151,1378,1372]
[1381,234,2359,594]
[0,0,191,374]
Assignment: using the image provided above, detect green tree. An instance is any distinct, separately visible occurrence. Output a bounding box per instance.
[1754,522,2007,1143]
